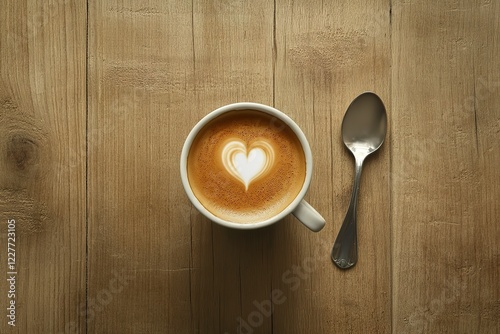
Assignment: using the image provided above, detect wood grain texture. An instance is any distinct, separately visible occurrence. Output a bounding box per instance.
[272,0,391,333]
[0,0,87,333]
[1,0,500,333]
[87,1,196,332]
[392,0,500,332]
[87,0,275,333]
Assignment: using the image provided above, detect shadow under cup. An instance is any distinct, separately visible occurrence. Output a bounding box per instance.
[180,103,324,231]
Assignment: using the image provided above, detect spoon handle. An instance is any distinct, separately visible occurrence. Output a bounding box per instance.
[331,157,364,269]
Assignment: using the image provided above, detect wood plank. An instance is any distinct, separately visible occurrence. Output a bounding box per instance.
[87,0,274,332]
[191,1,275,333]
[392,0,500,332]
[0,0,86,332]
[273,0,392,332]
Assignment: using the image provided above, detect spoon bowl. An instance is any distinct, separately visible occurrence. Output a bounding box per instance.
[331,92,387,269]
[342,93,387,156]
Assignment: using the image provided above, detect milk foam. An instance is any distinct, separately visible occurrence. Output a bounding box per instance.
[221,139,275,190]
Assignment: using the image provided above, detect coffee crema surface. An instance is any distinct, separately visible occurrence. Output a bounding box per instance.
[187,110,306,223]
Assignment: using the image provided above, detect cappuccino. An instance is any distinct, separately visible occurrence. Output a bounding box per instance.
[187,110,306,223]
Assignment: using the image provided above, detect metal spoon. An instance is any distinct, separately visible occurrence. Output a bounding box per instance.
[331,92,387,269]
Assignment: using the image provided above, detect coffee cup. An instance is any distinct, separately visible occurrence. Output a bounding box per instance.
[180,102,325,232]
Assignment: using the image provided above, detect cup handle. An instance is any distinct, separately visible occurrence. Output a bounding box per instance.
[292,200,326,232]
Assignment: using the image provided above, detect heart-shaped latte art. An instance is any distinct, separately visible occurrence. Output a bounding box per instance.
[221,140,275,190]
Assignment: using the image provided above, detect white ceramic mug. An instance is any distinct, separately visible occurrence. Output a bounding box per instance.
[180,102,325,232]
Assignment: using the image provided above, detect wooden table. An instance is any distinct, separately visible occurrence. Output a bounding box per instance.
[1,0,499,333]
